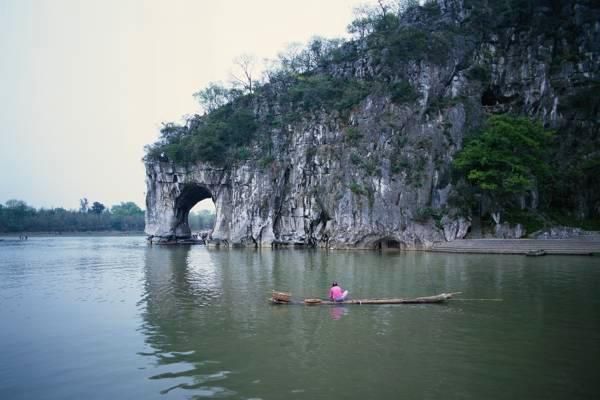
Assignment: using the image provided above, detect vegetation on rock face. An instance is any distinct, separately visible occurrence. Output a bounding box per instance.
[145,102,258,165]
[454,115,553,223]
[144,0,600,226]
[0,199,146,233]
[143,1,429,167]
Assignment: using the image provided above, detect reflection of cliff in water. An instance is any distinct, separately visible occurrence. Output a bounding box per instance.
[140,248,502,398]
[136,246,600,399]
[139,245,235,396]
[137,247,345,397]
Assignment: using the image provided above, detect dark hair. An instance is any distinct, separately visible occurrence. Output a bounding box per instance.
[331,281,338,287]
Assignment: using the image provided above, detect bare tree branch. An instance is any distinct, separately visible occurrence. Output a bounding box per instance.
[230,54,257,94]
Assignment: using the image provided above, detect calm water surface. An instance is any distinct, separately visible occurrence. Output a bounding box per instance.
[0,236,599,399]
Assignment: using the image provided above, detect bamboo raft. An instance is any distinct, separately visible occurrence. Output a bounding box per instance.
[526,249,546,257]
[270,292,461,305]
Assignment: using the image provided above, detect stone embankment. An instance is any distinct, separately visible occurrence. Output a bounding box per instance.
[430,236,600,255]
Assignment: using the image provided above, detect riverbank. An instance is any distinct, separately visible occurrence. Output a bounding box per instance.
[3,234,599,256]
[430,237,600,255]
[0,231,145,239]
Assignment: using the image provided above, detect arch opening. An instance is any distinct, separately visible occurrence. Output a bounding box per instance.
[373,237,404,251]
[174,184,215,239]
[189,199,216,240]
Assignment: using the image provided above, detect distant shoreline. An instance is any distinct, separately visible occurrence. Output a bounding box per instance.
[0,231,145,238]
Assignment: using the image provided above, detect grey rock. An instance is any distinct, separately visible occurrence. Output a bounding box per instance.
[534,226,583,240]
[493,223,526,239]
[144,0,599,248]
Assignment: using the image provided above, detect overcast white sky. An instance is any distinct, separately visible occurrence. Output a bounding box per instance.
[0,0,376,210]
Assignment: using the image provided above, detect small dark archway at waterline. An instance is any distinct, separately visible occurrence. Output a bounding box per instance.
[173,184,215,239]
[373,237,405,251]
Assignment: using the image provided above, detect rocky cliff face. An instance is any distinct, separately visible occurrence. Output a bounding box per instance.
[145,0,599,248]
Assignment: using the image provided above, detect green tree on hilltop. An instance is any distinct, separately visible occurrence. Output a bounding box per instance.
[453,115,553,224]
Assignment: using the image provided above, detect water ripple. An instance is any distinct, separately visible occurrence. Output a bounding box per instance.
[1,238,599,400]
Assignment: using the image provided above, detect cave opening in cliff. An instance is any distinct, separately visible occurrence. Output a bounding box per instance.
[175,184,216,238]
[481,85,518,106]
[373,238,403,251]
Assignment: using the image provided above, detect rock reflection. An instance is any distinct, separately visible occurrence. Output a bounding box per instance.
[139,245,232,397]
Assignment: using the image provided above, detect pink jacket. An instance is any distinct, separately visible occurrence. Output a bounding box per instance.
[329,286,343,300]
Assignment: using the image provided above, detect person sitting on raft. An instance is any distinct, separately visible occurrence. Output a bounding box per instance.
[329,281,349,302]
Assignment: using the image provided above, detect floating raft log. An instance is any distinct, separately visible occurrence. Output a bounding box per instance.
[271,292,461,305]
[525,249,546,257]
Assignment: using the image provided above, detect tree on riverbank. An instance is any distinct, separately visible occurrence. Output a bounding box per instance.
[453,115,553,224]
[0,199,146,233]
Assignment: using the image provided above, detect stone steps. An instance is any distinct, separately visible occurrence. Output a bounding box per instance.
[430,239,600,255]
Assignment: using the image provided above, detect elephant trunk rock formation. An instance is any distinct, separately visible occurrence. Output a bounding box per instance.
[144,0,599,248]
[144,156,469,249]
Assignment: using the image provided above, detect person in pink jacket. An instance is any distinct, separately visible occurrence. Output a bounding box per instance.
[329,281,349,302]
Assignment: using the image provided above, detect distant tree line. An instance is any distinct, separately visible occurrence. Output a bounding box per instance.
[188,209,216,231]
[0,199,146,233]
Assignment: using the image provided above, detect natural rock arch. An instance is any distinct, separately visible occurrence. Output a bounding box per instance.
[144,162,229,241]
[173,184,214,238]
[143,151,464,248]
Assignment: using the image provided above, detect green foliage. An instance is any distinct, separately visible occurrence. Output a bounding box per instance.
[259,155,275,169]
[466,65,491,82]
[345,127,363,145]
[447,181,476,215]
[421,1,441,16]
[361,158,379,176]
[193,82,239,113]
[90,202,106,215]
[390,153,410,174]
[234,146,252,160]
[371,26,450,66]
[454,115,554,211]
[188,209,216,231]
[463,0,569,36]
[389,81,418,104]
[414,207,443,224]
[504,208,545,233]
[546,152,600,218]
[546,210,600,231]
[0,200,145,233]
[146,103,259,166]
[391,151,427,186]
[111,202,143,217]
[349,182,367,196]
[286,74,371,112]
[560,83,600,118]
[141,0,467,167]
[504,208,600,233]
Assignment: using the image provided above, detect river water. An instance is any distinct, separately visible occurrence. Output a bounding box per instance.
[0,236,598,399]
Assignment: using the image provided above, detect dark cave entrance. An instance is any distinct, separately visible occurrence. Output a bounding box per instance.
[373,238,403,251]
[481,85,518,106]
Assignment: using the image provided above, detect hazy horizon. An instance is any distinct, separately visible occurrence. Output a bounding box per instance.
[0,0,375,211]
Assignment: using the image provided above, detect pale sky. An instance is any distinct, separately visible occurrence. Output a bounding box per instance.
[0,0,375,211]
